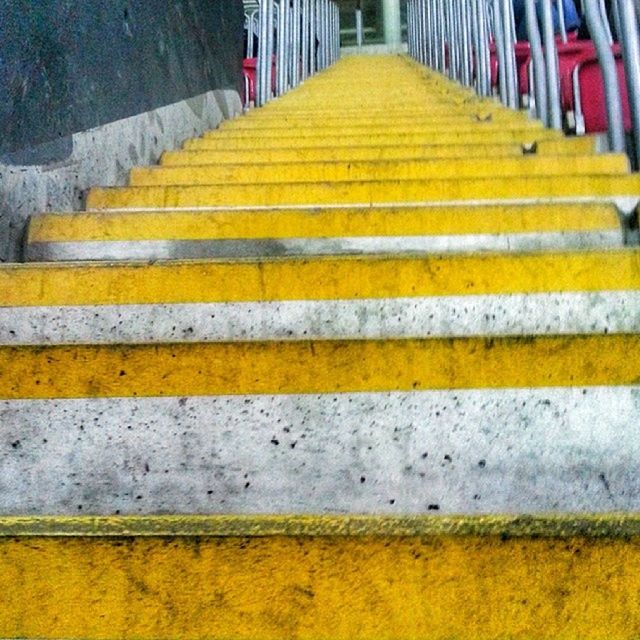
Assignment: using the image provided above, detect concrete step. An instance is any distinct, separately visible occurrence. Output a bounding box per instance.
[3,516,640,640]
[220,111,536,129]
[129,155,630,186]
[2,334,639,514]
[160,137,599,165]
[185,128,563,149]
[207,121,546,139]
[25,202,625,261]
[26,201,623,241]
[5,250,639,516]
[162,143,528,164]
[85,175,640,210]
[5,249,640,341]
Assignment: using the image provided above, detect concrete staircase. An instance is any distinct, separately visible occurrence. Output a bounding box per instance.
[2,54,640,638]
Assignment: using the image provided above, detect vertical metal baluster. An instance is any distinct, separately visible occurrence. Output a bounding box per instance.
[324,0,330,68]
[424,0,434,68]
[356,0,364,48]
[525,0,549,124]
[618,0,640,166]
[461,0,472,85]
[471,0,480,91]
[257,0,275,106]
[276,0,286,96]
[325,0,331,67]
[599,0,615,42]
[612,0,623,40]
[244,12,251,57]
[493,0,509,103]
[417,0,422,61]
[478,0,491,94]
[541,0,562,127]
[285,0,292,89]
[330,2,335,65]
[336,2,340,61]
[447,0,455,79]
[320,0,327,69]
[420,0,426,65]
[408,0,414,58]
[437,0,443,71]
[452,0,461,80]
[331,2,340,63]
[584,0,626,150]
[414,0,420,61]
[475,0,485,94]
[301,0,309,80]
[502,0,518,106]
[309,0,316,74]
[291,0,300,86]
[439,0,446,73]
[315,0,322,70]
[557,0,569,43]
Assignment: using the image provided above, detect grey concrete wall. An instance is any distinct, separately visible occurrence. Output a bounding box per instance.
[0,90,241,262]
[0,0,244,262]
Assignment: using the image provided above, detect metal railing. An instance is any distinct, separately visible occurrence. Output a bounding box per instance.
[407,0,640,167]
[246,0,341,107]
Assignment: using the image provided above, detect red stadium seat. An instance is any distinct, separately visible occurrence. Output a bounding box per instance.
[573,47,631,135]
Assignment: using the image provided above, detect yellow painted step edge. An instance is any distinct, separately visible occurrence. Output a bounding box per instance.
[3,250,640,307]
[85,175,640,209]
[4,514,640,640]
[26,203,621,243]
[2,334,640,399]
[1,513,639,537]
[128,155,630,186]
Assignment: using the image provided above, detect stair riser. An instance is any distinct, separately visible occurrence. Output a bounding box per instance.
[206,122,545,138]
[3,292,639,344]
[27,203,621,243]
[163,144,527,163]
[24,231,623,262]
[220,114,533,129]
[86,177,640,209]
[184,129,561,149]
[2,387,640,515]
[129,155,630,186]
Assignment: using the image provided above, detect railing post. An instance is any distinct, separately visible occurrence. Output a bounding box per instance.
[276,0,287,95]
[356,1,364,48]
[256,0,275,106]
[309,0,316,74]
[291,0,301,87]
[584,0,626,151]
[525,0,549,125]
[541,0,563,128]
[618,0,640,166]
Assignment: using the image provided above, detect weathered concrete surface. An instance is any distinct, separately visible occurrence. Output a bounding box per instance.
[23,231,623,262]
[1,388,639,515]
[1,292,639,344]
[0,90,241,262]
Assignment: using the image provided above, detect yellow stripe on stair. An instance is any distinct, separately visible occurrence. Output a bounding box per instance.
[1,334,639,399]
[2,515,640,640]
[27,203,621,243]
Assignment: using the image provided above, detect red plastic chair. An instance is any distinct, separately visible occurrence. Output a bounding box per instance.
[556,41,597,110]
[242,57,276,106]
[573,47,631,135]
[515,42,531,95]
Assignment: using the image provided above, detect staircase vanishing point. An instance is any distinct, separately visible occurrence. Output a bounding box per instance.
[3,54,640,639]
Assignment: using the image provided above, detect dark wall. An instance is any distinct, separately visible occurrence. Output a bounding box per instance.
[0,0,244,156]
